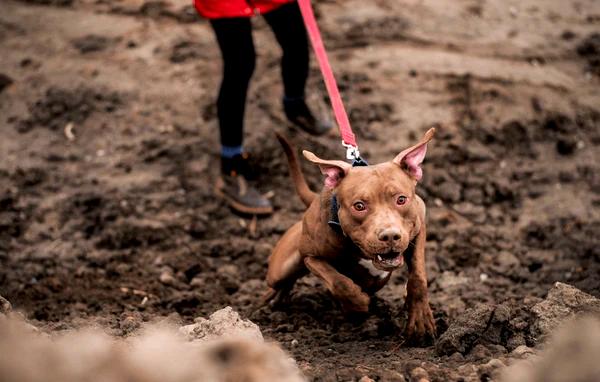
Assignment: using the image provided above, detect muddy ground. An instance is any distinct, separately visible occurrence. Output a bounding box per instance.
[1,0,599,380]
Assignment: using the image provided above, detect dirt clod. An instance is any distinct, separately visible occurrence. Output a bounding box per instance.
[577,33,600,76]
[435,304,495,356]
[410,367,429,381]
[179,307,263,343]
[435,302,533,356]
[0,296,11,315]
[170,40,208,63]
[71,34,112,54]
[0,73,13,93]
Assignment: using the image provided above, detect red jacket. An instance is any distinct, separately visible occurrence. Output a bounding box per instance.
[194,0,295,19]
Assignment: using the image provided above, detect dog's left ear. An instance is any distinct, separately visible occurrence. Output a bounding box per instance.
[393,128,435,181]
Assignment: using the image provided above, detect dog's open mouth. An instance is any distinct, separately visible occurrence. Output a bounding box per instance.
[373,251,403,270]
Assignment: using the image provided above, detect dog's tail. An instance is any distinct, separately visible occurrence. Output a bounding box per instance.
[275,132,316,207]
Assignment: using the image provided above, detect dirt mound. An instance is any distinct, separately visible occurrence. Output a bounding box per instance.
[0,311,305,382]
[530,282,600,339]
[435,283,600,359]
[435,302,534,356]
[501,316,600,382]
[17,86,123,133]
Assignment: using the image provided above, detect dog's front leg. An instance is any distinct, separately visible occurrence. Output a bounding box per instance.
[404,224,436,344]
[304,257,370,313]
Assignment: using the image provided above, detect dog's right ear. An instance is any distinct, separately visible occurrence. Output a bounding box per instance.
[392,128,435,181]
[303,150,351,188]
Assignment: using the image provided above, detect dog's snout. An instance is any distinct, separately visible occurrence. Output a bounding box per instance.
[378,228,401,243]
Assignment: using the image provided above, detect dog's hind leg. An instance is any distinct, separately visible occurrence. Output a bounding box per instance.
[263,222,307,307]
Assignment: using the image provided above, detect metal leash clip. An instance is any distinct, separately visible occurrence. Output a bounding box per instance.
[342,141,368,167]
[342,141,361,161]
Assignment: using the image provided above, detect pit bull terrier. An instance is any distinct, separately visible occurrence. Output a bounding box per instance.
[265,128,436,343]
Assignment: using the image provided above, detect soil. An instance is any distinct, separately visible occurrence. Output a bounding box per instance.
[1,0,599,381]
[577,32,600,77]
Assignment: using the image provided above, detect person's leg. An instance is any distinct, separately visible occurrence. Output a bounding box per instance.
[210,17,255,173]
[263,2,309,99]
[210,17,273,215]
[264,2,332,136]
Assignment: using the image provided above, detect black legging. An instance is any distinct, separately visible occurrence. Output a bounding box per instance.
[210,2,309,148]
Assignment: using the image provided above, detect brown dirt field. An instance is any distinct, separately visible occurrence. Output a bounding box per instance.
[1,0,599,380]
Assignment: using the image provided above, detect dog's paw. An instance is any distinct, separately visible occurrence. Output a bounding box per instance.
[340,292,370,314]
[332,279,370,314]
[404,300,436,346]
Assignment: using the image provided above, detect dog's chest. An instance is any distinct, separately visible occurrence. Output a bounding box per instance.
[335,256,392,294]
[357,259,391,279]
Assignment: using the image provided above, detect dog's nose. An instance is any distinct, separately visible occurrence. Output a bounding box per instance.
[378,228,401,243]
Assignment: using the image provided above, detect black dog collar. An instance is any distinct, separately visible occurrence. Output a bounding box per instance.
[327,194,343,234]
[351,157,369,167]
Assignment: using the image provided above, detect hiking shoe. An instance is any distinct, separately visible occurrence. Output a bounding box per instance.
[284,98,332,136]
[214,172,273,215]
[216,154,273,215]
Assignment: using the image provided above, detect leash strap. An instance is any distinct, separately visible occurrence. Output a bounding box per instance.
[297,0,361,161]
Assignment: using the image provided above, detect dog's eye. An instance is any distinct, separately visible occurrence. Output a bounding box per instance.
[353,201,366,211]
[396,195,407,205]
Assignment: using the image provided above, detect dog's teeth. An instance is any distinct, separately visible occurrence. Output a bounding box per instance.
[377,255,383,261]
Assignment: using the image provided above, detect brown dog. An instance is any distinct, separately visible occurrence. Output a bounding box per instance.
[265,128,436,343]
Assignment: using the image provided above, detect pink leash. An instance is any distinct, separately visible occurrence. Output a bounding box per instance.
[297,0,362,162]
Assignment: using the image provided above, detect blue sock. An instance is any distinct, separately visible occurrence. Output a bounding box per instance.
[221,145,243,159]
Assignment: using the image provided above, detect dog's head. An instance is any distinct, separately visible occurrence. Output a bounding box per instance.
[303,128,434,271]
